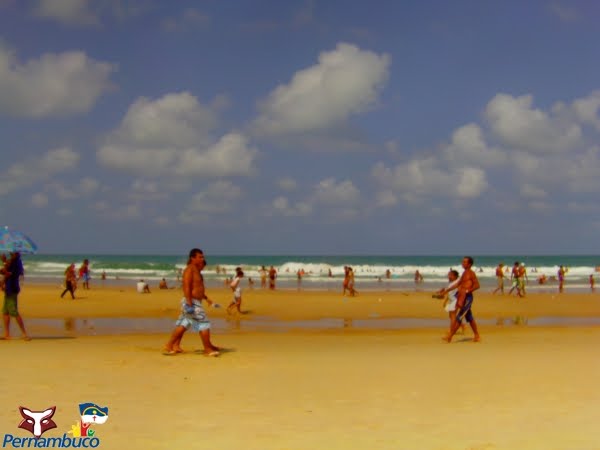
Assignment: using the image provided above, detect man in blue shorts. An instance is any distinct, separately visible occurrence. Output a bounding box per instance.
[163,248,220,356]
[443,256,480,343]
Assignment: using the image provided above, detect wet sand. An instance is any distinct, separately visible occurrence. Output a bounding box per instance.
[1,285,599,449]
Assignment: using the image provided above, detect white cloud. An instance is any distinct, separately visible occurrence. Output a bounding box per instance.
[565,146,600,193]
[443,123,505,167]
[33,0,99,26]
[183,181,243,217]
[93,200,141,220]
[162,8,209,32]
[455,168,488,198]
[178,181,248,224]
[254,42,390,136]
[374,190,397,208]
[32,0,150,26]
[79,177,100,195]
[529,200,553,213]
[484,93,582,153]
[271,196,312,217]
[0,147,80,196]
[46,182,77,200]
[153,216,170,226]
[44,177,100,200]
[31,192,49,207]
[520,184,547,199]
[313,178,360,205]
[269,178,360,221]
[174,133,258,177]
[97,92,258,177]
[371,159,488,202]
[277,177,298,191]
[111,92,217,148]
[128,179,167,201]
[572,91,600,131]
[384,140,400,156]
[0,44,115,118]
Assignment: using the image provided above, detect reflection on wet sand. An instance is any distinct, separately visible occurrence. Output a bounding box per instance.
[22,315,600,337]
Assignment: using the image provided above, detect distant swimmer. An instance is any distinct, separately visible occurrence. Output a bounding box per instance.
[347,267,358,297]
[414,270,424,284]
[259,266,267,289]
[342,266,349,296]
[268,266,277,290]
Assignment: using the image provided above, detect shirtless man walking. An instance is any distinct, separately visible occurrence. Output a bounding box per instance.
[164,248,220,356]
[443,256,481,343]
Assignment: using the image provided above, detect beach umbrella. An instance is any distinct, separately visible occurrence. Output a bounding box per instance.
[0,226,38,254]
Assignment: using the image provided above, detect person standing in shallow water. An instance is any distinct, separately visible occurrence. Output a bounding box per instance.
[259,266,267,289]
[268,266,277,290]
[164,248,220,356]
[558,265,566,293]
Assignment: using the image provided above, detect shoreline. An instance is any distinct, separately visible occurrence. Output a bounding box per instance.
[12,284,600,321]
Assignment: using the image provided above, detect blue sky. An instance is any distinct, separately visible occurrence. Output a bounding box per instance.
[1,0,599,255]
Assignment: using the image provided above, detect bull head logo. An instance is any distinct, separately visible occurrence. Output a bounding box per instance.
[18,406,57,439]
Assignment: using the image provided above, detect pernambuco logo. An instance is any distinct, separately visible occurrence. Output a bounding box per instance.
[3,403,109,448]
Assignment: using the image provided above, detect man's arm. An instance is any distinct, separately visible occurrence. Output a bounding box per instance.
[465,272,480,293]
[182,268,193,307]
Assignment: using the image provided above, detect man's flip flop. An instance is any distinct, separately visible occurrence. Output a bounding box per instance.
[162,350,177,356]
[205,351,220,357]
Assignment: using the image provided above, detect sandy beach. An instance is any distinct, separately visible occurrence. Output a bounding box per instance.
[1,285,600,449]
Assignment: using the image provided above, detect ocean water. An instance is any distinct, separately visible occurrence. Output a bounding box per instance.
[19,254,600,292]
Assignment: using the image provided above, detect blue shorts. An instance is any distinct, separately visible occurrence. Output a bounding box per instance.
[456,293,474,324]
[175,299,211,332]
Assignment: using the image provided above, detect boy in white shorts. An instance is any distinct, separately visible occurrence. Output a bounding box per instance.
[227,267,244,315]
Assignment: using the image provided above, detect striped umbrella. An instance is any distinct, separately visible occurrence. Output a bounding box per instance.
[0,227,38,254]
